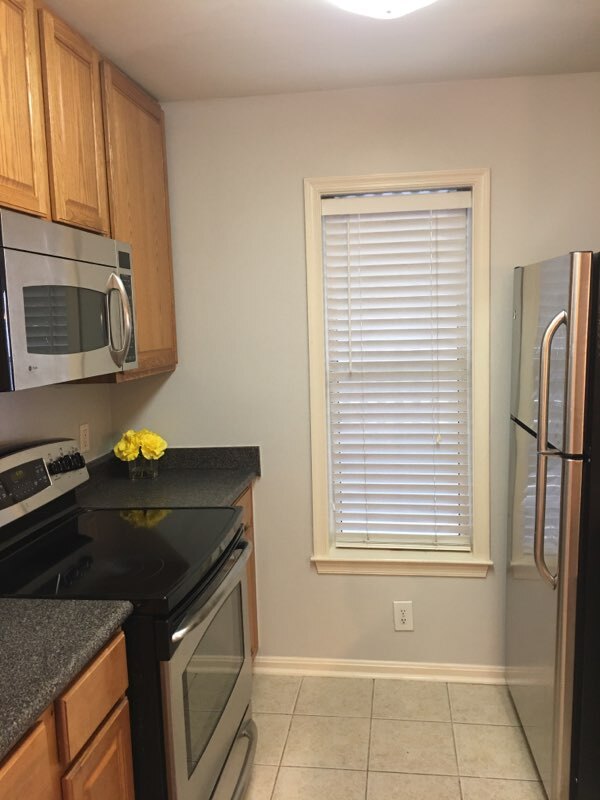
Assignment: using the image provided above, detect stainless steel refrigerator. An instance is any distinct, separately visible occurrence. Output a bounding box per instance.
[507,251,600,800]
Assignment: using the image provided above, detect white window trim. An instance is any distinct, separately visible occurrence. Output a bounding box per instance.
[305,169,492,578]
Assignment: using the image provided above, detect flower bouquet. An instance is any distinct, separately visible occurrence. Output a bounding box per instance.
[113,428,168,479]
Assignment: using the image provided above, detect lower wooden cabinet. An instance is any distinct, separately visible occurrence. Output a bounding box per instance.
[55,633,129,765]
[0,707,61,800]
[62,699,135,800]
[234,486,259,659]
[0,632,134,800]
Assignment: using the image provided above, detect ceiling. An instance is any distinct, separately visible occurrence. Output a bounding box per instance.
[45,0,600,102]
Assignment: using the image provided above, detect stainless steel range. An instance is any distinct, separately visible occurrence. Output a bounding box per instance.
[0,439,256,800]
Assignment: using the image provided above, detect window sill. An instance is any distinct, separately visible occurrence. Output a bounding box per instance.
[311,549,492,578]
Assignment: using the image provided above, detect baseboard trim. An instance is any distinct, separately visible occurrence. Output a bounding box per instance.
[253,655,506,684]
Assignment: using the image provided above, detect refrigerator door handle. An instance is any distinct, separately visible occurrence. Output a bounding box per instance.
[534,309,567,589]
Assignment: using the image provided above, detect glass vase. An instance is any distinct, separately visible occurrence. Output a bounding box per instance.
[128,457,159,480]
[143,458,159,479]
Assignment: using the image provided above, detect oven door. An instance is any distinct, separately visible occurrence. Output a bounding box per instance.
[160,542,255,800]
[3,248,133,390]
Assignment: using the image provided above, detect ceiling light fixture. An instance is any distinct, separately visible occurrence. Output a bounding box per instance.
[328,0,440,20]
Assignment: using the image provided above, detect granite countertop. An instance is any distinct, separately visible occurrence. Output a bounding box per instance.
[77,446,260,510]
[78,468,255,509]
[0,599,132,762]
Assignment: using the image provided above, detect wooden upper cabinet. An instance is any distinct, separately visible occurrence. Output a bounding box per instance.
[101,62,177,378]
[38,9,109,234]
[0,0,50,216]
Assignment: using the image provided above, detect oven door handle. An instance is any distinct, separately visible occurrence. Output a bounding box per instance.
[231,719,258,800]
[171,538,251,643]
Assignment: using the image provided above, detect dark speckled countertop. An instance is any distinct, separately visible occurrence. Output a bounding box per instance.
[78,468,255,509]
[0,599,132,761]
[77,446,260,510]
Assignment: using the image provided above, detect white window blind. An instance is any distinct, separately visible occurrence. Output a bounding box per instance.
[321,190,473,551]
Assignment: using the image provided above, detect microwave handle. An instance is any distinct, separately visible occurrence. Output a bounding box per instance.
[105,272,133,368]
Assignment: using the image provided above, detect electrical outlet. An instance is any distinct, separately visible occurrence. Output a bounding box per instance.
[393,601,414,631]
[79,423,90,454]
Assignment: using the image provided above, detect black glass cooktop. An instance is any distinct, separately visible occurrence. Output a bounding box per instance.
[0,506,243,615]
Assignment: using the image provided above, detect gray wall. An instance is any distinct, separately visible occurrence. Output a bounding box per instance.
[1,385,114,460]
[110,72,600,666]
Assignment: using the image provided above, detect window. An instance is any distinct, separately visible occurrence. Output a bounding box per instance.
[305,170,491,577]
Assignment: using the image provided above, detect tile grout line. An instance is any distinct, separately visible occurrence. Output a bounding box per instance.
[447,682,464,800]
[267,675,305,799]
[364,678,375,800]
[291,675,303,714]
[255,711,521,725]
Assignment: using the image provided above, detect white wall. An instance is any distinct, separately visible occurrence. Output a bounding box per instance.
[112,72,600,667]
[0,385,114,460]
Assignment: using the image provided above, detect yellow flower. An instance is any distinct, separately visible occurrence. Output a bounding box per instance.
[138,429,167,460]
[113,429,140,462]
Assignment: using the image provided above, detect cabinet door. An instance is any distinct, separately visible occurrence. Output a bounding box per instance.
[0,708,61,800]
[62,698,135,800]
[0,0,50,216]
[101,62,177,379]
[38,9,109,234]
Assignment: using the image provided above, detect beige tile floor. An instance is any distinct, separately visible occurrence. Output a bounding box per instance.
[245,675,545,800]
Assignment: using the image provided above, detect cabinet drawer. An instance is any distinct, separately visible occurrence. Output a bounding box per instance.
[55,632,128,764]
[0,708,60,800]
[234,487,253,530]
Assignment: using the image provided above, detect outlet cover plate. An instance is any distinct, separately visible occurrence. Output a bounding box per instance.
[393,600,414,631]
[79,423,90,454]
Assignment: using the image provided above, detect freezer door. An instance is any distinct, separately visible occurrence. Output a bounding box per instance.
[511,253,593,454]
[506,422,561,795]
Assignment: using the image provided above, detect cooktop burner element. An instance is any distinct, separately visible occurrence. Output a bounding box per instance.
[94,555,166,581]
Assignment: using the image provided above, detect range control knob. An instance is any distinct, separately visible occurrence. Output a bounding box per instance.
[47,452,86,475]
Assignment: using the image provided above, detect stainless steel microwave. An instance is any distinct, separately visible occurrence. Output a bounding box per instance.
[0,209,137,391]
